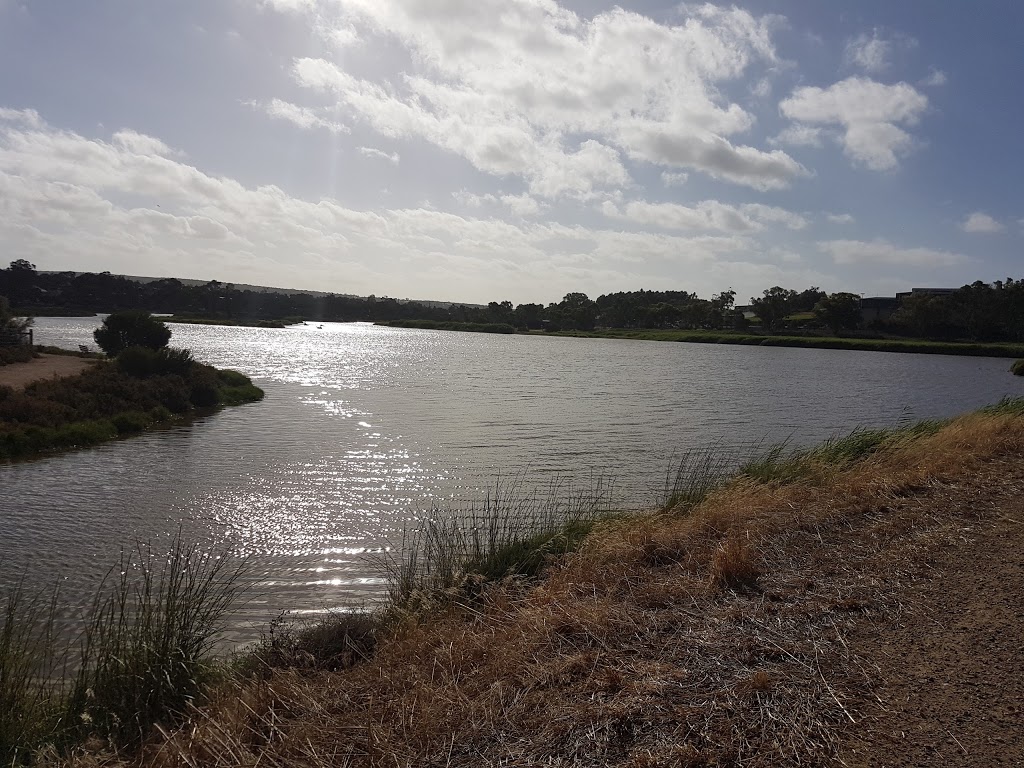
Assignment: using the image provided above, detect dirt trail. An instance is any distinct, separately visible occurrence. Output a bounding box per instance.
[838,492,1024,767]
[0,353,96,389]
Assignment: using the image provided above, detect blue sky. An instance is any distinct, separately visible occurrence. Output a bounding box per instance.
[1,1,1021,305]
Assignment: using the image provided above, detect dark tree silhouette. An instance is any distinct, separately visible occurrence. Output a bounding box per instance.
[94,311,172,356]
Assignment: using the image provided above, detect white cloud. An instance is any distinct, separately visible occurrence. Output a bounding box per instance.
[818,239,966,267]
[961,212,1004,234]
[779,77,928,170]
[250,98,349,134]
[604,199,806,233]
[275,1,806,195]
[660,171,688,187]
[770,123,823,148]
[0,107,42,128]
[358,146,399,164]
[500,194,541,217]
[922,69,947,87]
[826,213,855,224]
[112,130,174,157]
[845,31,892,73]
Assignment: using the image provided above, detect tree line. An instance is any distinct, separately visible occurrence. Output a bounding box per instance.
[4,260,1024,342]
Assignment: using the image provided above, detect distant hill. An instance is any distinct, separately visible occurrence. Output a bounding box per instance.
[40,271,484,309]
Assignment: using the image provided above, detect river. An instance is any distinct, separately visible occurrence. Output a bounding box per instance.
[2,317,1021,644]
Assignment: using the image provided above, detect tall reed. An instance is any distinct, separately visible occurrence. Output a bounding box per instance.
[0,537,244,761]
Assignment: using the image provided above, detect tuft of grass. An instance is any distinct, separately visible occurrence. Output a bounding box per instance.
[248,610,379,673]
[65,540,246,748]
[1012,359,1024,376]
[660,445,740,511]
[984,395,1024,416]
[0,538,245,759]
[0,581,64,766]
[383,476,615,613]
[710,537,761,590]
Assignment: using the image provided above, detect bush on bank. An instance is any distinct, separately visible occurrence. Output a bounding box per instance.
[0,356,263,461]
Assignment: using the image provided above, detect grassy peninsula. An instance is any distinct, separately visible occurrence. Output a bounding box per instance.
[4,399,1024,765]
[0,312,263,461]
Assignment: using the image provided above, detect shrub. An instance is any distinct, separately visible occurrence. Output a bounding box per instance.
[94,312,172,356]
[117,346,195,378]
[216,369,251,387]
[1012,359,1024,376]
[111,411,152,434]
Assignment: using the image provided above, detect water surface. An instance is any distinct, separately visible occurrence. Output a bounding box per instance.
[3,317,1020,642]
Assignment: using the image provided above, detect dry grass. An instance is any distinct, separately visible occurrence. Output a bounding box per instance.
[61,406,1024,768]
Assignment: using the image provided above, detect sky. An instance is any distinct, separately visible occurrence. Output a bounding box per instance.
[1,1,1022,306]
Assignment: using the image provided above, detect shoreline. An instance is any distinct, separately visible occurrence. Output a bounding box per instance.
[376,319,1024,358]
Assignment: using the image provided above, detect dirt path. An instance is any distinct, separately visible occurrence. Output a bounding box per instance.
[0,353,96,388]
[838,491,1024,767]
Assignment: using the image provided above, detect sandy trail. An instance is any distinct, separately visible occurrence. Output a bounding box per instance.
[0,353,97,389]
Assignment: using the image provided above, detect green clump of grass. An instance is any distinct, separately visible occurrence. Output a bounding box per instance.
[383,477,615,613]
[0,539,245,762]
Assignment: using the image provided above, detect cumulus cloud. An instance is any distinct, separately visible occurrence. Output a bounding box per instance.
[272,1,806,195]
[845,31,892,73]
[604,199,806,233]
[358,146,399,164]
[250,98,349,134]
[922,69,947,87]
[961,212,1004,233]
[818,239,966,267]
[779,77,928,170]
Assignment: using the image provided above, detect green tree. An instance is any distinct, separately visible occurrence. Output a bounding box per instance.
[750,287,796,331]
[813,293,862,335]
[94,311,172,356]
[557,292,598,331]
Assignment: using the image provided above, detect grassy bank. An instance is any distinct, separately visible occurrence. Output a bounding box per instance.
[378,320,517,334]
[8,400,1024,764]
[546,328,1024,358]
[0,352,263,461]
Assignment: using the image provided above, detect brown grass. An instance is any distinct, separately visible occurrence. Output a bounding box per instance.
[61,408,1024,767]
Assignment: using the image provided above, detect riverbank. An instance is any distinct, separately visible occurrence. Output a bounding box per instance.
[0,354,264,461]
[8,398,1020,766]
[547,328,1024,358]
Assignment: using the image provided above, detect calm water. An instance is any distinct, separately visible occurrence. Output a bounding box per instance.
[3,317,1022,643]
